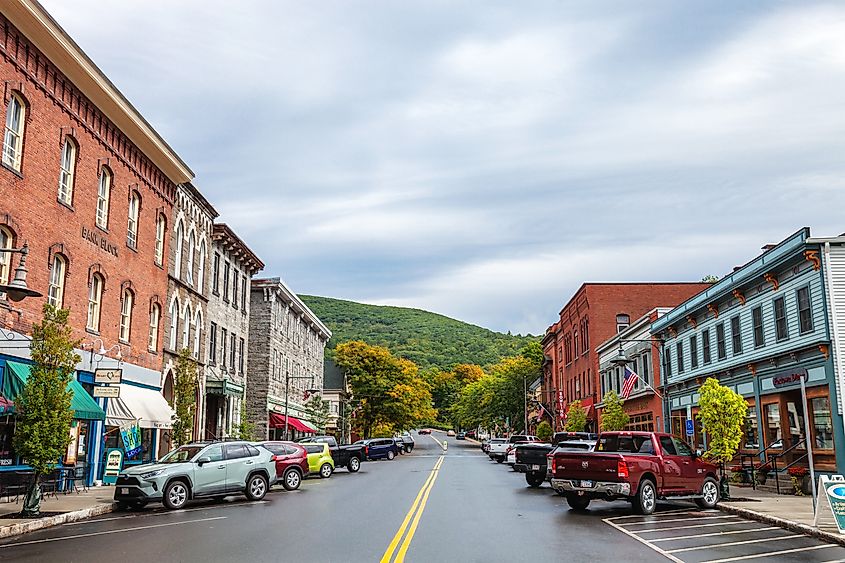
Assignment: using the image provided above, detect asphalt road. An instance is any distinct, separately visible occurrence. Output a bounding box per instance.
[1,434,842,562]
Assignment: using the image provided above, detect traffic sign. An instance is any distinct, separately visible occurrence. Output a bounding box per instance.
[685,419,694,436]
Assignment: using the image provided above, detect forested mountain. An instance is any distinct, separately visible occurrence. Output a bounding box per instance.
[300,295,538,371]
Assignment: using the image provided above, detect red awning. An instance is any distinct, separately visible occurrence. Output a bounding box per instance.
[269,413,316,433]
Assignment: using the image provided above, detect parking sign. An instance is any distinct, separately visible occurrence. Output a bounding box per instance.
[685,419,694,436]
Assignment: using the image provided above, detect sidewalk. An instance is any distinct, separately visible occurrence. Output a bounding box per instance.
[719,485,845,546]
[0,486,116,539]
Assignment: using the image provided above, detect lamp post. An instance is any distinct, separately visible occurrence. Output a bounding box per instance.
[609,337,665,424]
[283,372,320,440]
[0,243,42,302]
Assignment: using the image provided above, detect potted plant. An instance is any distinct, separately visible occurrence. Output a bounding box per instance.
[787,466,811,495]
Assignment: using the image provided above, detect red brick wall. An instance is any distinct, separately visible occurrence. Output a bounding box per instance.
[0,15,174,371]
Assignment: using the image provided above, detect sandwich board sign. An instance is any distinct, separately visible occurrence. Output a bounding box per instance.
[814,475,845,533]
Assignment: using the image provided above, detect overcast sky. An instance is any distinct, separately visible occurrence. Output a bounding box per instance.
[40,1,845,335]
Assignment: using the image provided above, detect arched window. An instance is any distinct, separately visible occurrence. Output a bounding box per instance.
[96,166,112,229]
[3,93,26,171]
[154,215,166,266]
[186,231,195,285]
[169,298,180,350]
[127,191,140,248]
[149,302,161,352]
[193,310,202,358]
[86,273,104,331]
[119,287,134,342]
[47,254,67,308]
[58,137,77,205]
[182,303,192,349]
[197,240,206,291]
[0,226,14,287]
[174,220,184,278]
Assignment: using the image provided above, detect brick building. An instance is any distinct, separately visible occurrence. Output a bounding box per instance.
[0,0,192,477]
[248,278,331,440]
[542,283,710,432]
[203,223,263,439]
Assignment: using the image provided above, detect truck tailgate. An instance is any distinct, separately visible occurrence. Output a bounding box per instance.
[517,445,552,465]
[553,452,623,482]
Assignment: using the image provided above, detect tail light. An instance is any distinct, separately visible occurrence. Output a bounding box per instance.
[271,455,280,462]
[364,446,369,456]
[549,454,556,474]
[617,460,629,479]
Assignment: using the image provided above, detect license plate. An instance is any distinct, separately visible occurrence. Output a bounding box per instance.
[579,480,594,488]
[120,488,129,495]
[531,464,540,471]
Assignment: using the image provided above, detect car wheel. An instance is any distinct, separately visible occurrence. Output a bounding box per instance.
[246,474,268,501]
[348,457,361,472]
[283,468,302,491]
[695,477,720,509]
[566,494,591,511]
[387,450,395,460]
[526,472,545,488]
[634,479,657,515]
[163,480,189,510]
[320,463,333,478]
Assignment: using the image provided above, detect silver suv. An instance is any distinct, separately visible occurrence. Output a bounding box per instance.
[114,441,277,510]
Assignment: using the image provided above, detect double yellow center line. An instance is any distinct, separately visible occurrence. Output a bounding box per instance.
[380,455,444,563]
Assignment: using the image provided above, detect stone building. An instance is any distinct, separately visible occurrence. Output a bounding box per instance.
[203,223,264,439]
[160,182,217,453]
[248,277,331,440]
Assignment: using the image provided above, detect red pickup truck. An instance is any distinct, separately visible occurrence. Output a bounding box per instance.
[549,431,719,515]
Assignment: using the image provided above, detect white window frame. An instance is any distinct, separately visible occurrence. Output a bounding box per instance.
[154,214,166,266]
[87,274,104,331]
[192,310,202,358]
[47,254,67,308]
[197,240,206,292]
[169,298,179,350]
[3,93,25,171]
[149,303,161,352]
[0,226,13,287]
[182,303,192,350]
[186,231,195,285]
[58,137,76,205]
[127,192,140,249]
[119,288,133,343]
[96,167,112,229]
[174,220,184,278]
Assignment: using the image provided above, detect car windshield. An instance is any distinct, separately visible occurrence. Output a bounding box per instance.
[159,445,205,463]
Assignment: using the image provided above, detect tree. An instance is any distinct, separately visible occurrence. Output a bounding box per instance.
[536,420,552,442]
[564,401,587,432]
[171,349,199,447]
[13,304,79,516]
[232,397,256,441]
[303,394,331,434]
[697,377,748,499]
[601,391,629,431]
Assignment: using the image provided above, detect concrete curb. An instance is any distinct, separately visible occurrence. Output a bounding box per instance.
[717,502,845,547]
[0,501,116,539]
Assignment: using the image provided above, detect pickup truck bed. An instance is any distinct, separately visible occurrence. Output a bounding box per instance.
[299,436,366,472]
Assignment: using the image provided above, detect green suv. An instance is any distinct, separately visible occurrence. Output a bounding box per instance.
[114,441,277,510]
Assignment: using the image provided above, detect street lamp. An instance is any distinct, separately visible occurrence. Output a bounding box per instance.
[0,243,41,302]
[283,371,321,440]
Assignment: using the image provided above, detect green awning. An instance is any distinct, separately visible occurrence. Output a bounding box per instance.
[3,360,106,421]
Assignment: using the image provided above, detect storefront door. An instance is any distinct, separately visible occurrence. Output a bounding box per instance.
[782,390,807,451]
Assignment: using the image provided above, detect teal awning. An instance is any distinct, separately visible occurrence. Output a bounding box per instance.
[3,360,106,421]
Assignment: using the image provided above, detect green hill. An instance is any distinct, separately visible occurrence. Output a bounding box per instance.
[300,295,538,371]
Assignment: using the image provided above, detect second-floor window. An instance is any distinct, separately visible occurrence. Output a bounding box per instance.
[174,220,184,277]
[241,275,247,311]
[797,287,814,333]
[702,329,711,364]
[238,337,244,373]
[223,261,230,302]
[58,137,76,204]
[3,93,25,172]
[689,335,698,369]
[197,241,206,291]
[716,322,726,360]
[0,226,13,288]
[96,167,112,229]
[774,297,788,341]
[168,298,179,350]
[230,333,236,370]
[221,328,228,370]
[119,288,134,343]
[127,192,140,249]
[676,342,684,373]
[208,322,217,364]
[212,253,220,294]
[186,232,195,286]
[752,306,765,347]
[232,269,239,309]
[154,215,166,266]
[731,315,742,355]
[86,274,104,331]
[148,303,160,352]
[47,254,67,308]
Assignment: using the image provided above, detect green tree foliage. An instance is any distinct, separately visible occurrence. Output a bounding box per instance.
[13,304,79,516]
[334,341,435,437]
[600,391,629,431]
[698,377,748,464]
[171,349,199,447]
[565,400,587,432]
[536,420,552,442]
[233,397,256,441]
[303,394,331,433]
[300,295,538,371]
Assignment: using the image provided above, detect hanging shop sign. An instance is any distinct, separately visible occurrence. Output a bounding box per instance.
[93,386,120,398]
[120,422,142,458]
[103,448,124,485]
[772,368,808,389]
[94,368,123,384]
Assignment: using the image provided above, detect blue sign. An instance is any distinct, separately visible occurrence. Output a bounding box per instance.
[685,419,694,436]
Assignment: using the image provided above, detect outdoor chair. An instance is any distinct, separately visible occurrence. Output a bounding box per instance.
[39,469,61,500]
[3,471,33,503]
[64,462,89,494]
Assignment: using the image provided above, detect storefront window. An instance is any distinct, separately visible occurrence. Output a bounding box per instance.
[765,403,782,448]
[812,397,834,449]
[744,406,759,449]
[0,419,15,466]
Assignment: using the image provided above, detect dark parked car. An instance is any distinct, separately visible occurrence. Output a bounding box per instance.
[256,441,309,491]
[298,435,366,472]
[516,439,596,488]
[456,432,466,440]
[356,438,400,460]
[399,432,415,453]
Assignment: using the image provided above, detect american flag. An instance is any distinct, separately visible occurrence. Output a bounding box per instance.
[621,367,639,399]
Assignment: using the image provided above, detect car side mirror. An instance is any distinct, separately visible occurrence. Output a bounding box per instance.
[196,456,211,466]
[693,449,703,459]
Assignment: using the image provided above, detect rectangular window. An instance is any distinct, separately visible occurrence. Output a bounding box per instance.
[221,328,228,371]
[752,306,764,347]
[744,406,759,449]
[96,168,111,230]
[812,397,833,449]
[663,346,672,378]
[230,333,236,370]
[640,353,650,387]
[731,316,742,355]
[241,275,247,312]
[676,342,684,373]
[58,138,76,204]
[209,322,217,364]
[716,323,726,360]
[797,287,814,333]
[702,329,711,364]
[232,269,239,309]
[212,253,220,294]
[223,261,230,302]
[765,403,781,448]
[689,335,698,369]
[773,297,788,341]
[238,337,245,373]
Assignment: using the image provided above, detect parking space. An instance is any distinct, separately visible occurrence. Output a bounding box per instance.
[604,509,845,563]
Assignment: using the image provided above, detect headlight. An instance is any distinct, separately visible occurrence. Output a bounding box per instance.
[140,469,165,480]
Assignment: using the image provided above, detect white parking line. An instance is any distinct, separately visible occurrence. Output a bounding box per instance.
[603,517,684,563]
[666,534,799,554]
[700,543,837,563]
[623,515,737,526]
[637,520,757,533]
[0,516,227,548]
[649,526,781,542]
[608,509,712,522]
